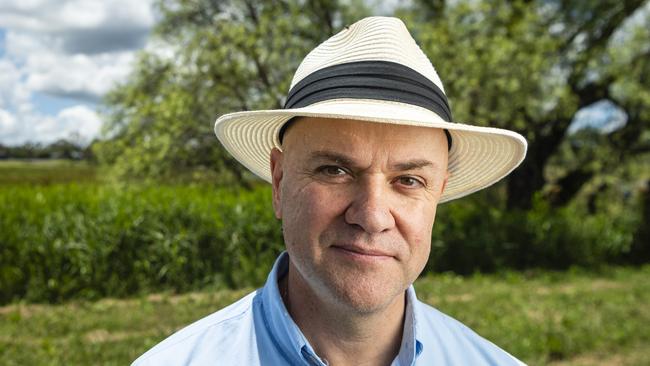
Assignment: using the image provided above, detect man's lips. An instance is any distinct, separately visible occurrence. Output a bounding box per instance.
[330,244,394,258]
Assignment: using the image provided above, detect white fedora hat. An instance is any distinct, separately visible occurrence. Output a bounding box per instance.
[214,16,527,203]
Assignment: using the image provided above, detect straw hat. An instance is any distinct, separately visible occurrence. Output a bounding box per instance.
[214,16,527,203]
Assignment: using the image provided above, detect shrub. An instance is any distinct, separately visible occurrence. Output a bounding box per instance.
[428,192,639,274]
[0,184,282,304]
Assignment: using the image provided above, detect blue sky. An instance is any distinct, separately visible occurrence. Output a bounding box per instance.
[0,0,155,146]
[0,28,5,55]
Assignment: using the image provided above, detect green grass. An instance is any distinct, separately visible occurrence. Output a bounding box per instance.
[0,159,100,185]
[1,265,648,365]
[416,266,650,365]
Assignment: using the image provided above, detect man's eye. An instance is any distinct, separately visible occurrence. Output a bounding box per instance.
[397,176,424,188]
[318,166,347,176]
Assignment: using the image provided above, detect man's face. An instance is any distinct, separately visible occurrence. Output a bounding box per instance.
[271,117,449,314]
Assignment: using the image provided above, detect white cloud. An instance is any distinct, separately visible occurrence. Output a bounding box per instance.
[0,0,157,145]
[0,108,26,145]
[0,0,155,54]
[0,108,17,132]
[24,50,135,101]
[36,105,102,143]
[0,59,21,109]
[0,105,101,146]
[0,58,32,116]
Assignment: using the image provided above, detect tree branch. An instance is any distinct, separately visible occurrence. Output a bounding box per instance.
[566,0,646,90]
[241,0,282,108]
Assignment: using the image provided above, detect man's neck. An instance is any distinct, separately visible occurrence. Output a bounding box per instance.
[281,266,406,366]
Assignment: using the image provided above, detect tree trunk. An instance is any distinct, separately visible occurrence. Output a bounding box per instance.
[628,180,650,264]
[506,150,546,210]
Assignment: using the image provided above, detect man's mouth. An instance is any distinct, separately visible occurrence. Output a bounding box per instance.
[330,244,394,260]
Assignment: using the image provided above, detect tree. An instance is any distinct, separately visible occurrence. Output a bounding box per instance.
[95,0,368,184]
[405,0,649,209]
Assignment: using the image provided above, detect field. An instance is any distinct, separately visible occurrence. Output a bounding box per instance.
[1,266,649,365]
[0,159,101,185]
[1,160,649,365]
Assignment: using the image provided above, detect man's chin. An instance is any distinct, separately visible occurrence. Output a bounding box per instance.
[324,278,405,315]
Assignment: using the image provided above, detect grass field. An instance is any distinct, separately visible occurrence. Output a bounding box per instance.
[1,265,648,365]
[0,159,100,185]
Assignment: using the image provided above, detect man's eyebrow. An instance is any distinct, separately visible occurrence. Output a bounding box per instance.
[307,150,438,172]
[391,159,436,171]
[307,150,357,167]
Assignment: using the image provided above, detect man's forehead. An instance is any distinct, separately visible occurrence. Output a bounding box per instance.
[280,117,449,169]
[281,116,446,144]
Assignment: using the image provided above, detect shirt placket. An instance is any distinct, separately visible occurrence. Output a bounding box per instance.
[301,346,329,366]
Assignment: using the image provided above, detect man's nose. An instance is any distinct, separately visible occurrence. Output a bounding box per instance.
[344,177,396,234]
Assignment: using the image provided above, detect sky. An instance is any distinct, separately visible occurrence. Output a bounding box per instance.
[0,0,156,146]
[0,0,628,147]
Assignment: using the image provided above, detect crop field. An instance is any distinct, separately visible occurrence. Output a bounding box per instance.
[0,159,101,185]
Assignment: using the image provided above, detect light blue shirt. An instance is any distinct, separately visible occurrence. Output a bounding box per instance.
[133,252,525,365]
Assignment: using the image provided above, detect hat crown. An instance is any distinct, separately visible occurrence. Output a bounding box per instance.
[290,16,445,94]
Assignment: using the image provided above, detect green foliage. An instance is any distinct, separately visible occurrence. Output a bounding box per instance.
[0,183,283,304]
[93,52,249,185]
[406,1,569,131]
[2,265,649,365]
[95,0,369,183]
[401,0,650,209]
[429,189,640,274]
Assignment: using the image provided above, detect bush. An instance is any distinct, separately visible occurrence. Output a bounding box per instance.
[0,184,282,304]
[428,192,639,274]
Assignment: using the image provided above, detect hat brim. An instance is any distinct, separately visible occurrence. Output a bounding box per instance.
[214,98,527,203]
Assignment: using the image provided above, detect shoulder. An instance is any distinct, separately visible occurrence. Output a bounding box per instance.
[414,300,526,365]
[131,290,261,366]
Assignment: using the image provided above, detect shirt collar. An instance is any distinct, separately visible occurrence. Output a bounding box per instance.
[261,252,320,364]
[261,251,423,366]
[396,286,424,365]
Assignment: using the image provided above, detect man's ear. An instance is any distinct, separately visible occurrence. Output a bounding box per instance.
[270,148,284,219]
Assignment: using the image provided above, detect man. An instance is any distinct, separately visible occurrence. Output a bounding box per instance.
[133,16,527,365]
